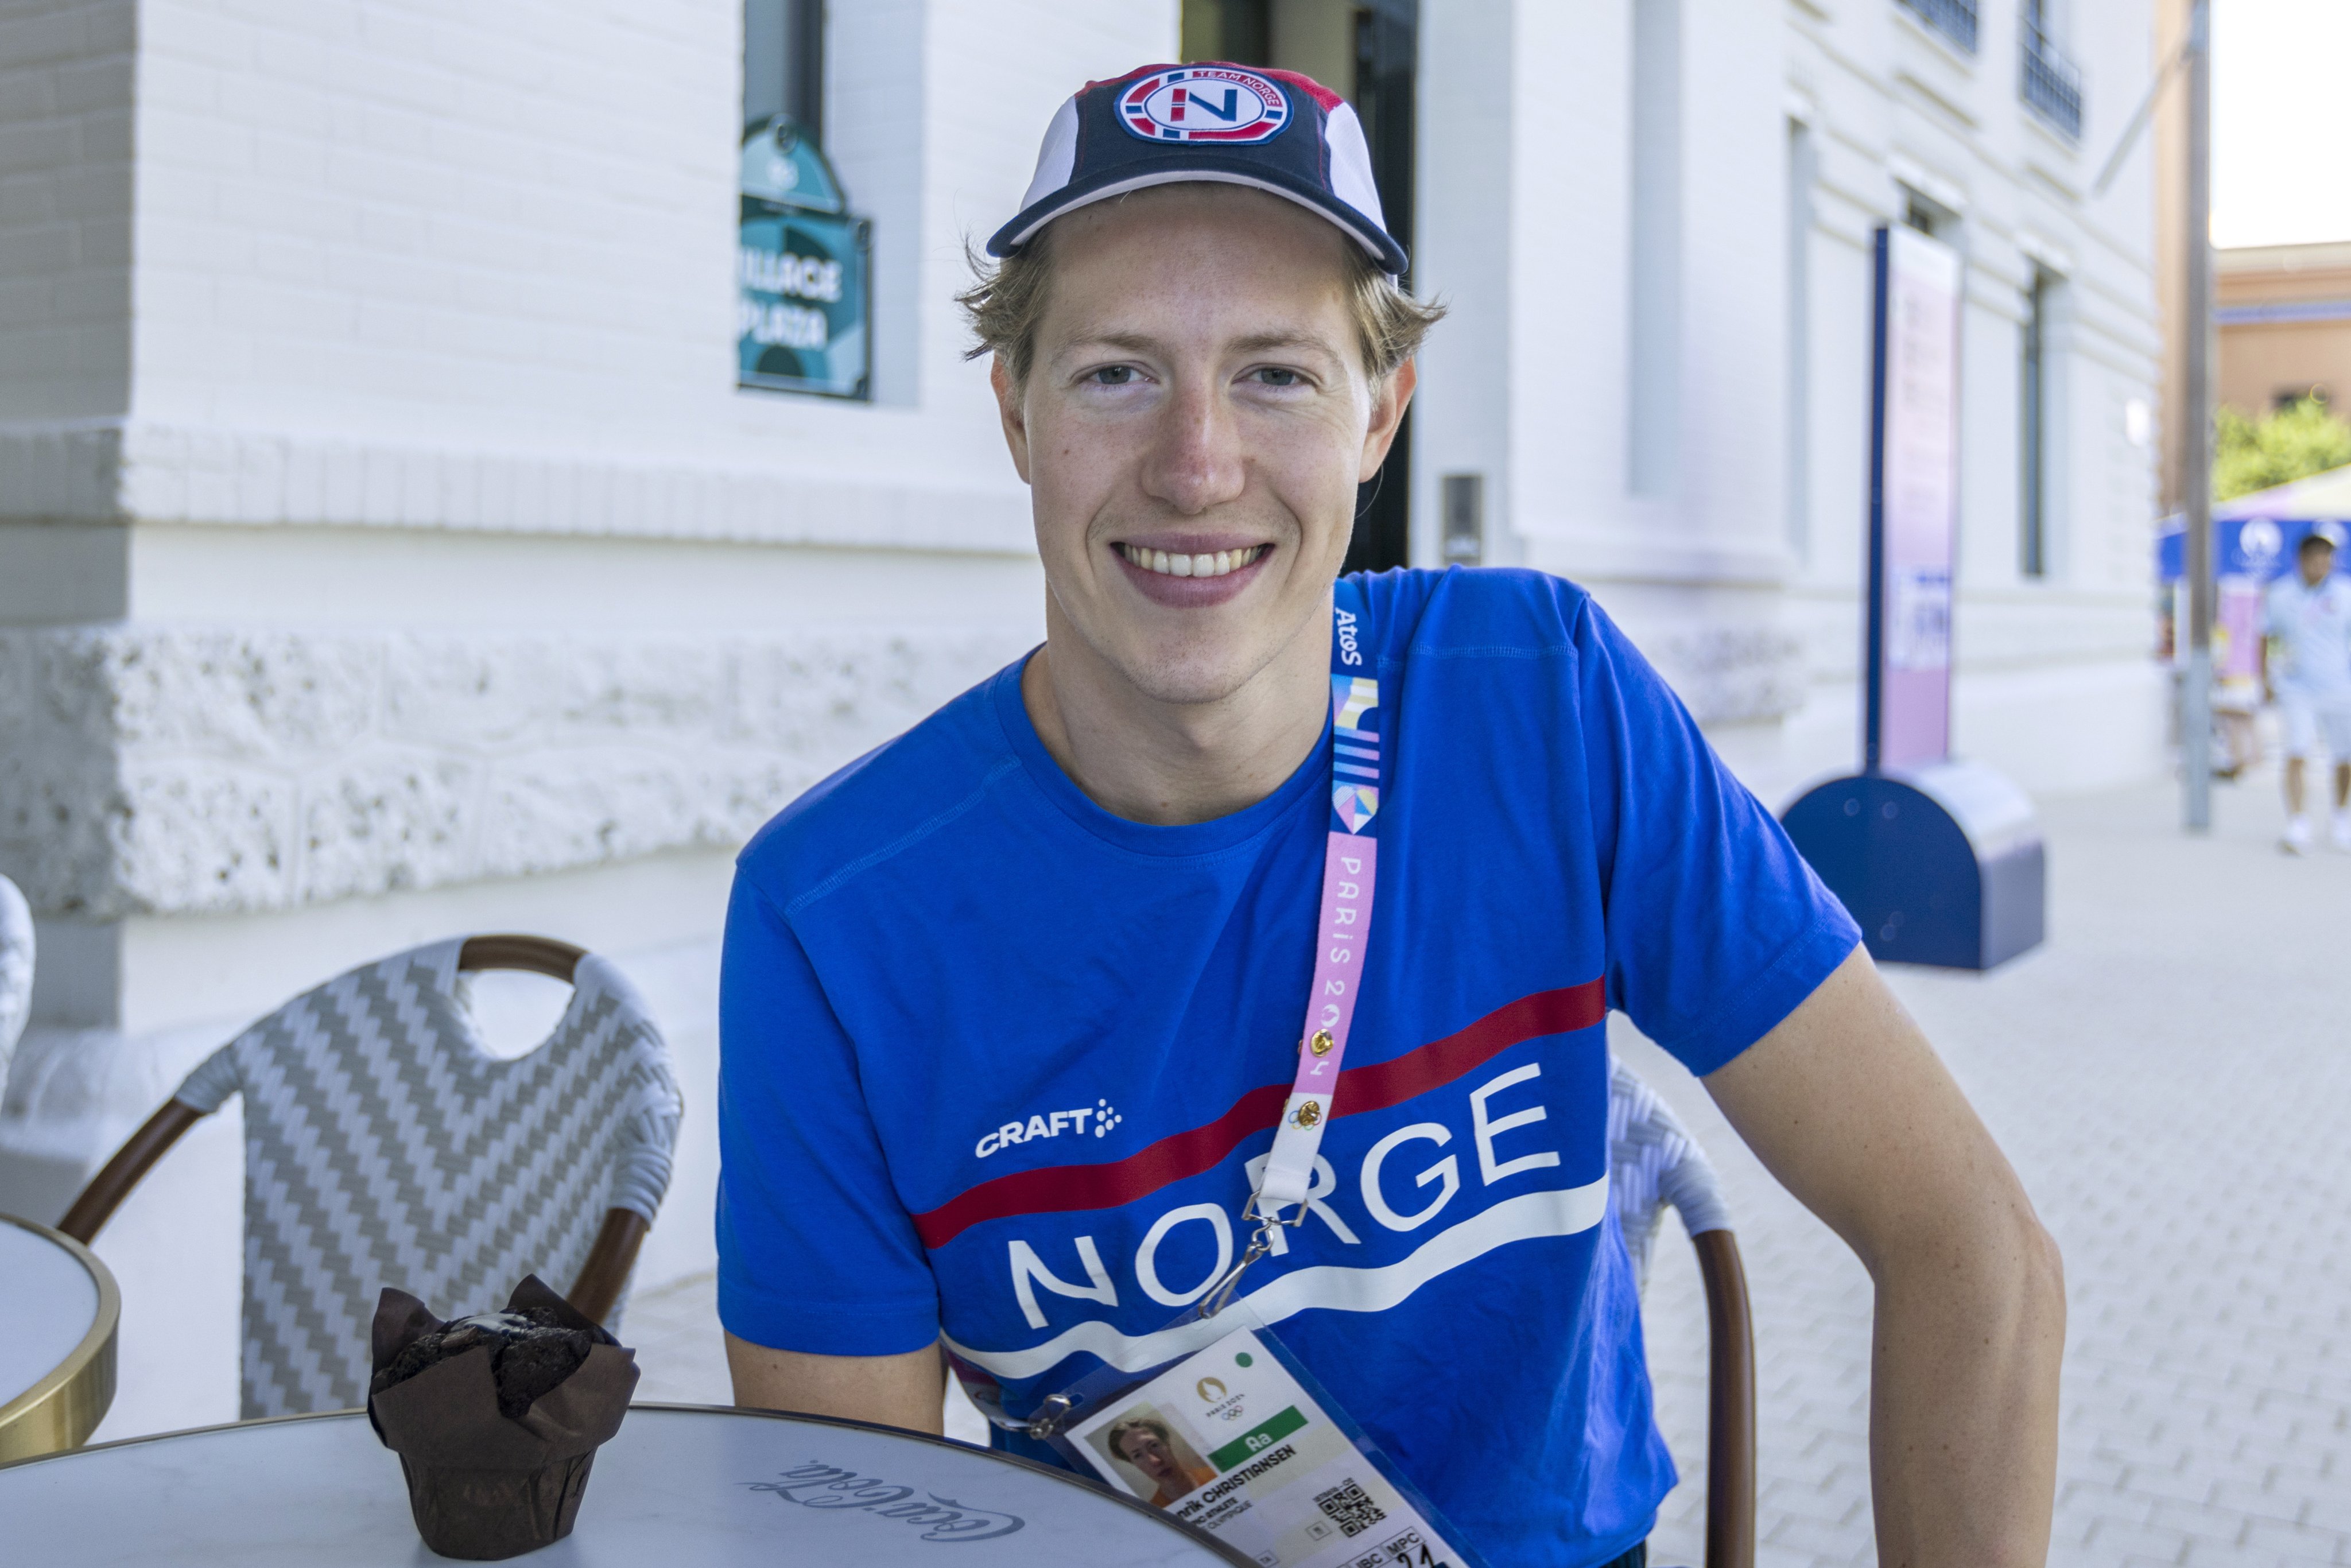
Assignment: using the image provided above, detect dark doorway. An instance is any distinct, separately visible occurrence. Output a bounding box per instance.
[1179,0,1420,574]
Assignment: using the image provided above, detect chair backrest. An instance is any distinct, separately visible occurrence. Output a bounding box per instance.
[1607,1056,1754,1568]
[169,937,682,1418]
[1607,1055,1732,1293]
[0,875,31,1099]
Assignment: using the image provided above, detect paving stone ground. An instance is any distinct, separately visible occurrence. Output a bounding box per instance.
[1633,769,2351,1567]
[629,769,2351,1563]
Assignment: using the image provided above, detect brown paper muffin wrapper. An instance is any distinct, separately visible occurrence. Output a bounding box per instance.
[367,1275,640,1561]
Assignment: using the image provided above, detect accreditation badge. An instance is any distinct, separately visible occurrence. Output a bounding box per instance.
[1063,1323,1484,1568]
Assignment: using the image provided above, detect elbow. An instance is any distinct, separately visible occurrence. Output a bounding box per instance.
[2018,1209,2067,1330]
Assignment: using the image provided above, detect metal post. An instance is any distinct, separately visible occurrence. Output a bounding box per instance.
[2181,0,2214,832]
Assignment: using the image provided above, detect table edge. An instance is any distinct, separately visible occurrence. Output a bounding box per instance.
[0,1212,121,1462]
[0,1399,1256,1565]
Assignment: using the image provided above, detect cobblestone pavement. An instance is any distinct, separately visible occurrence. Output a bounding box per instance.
[629,771,2351,1563]
[1634,770,2351,1567]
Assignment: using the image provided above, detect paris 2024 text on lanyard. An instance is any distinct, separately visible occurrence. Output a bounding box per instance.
[994,585,1488,1568]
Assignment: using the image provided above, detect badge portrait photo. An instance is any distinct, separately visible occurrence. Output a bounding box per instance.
[1088,1405,1218,1510]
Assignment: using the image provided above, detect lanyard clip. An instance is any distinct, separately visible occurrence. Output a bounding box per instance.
[1197,1202,1296,1323]
[996,1390,1077,1439]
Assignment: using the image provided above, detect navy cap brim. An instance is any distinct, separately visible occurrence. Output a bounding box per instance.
[986,161,1409,277]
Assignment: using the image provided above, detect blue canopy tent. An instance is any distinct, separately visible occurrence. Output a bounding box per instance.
[2155,464,2351,584]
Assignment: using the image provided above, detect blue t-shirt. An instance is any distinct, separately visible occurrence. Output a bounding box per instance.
[717,568,1859,1567]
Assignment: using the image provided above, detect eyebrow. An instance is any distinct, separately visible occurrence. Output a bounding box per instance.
[1063,329,1347,362]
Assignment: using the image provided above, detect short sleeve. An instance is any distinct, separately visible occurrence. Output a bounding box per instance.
[716,876,941,1354]
[1574,599,1861,1076]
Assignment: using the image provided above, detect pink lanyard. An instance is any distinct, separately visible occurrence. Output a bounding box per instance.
[1209,591,1384,1307]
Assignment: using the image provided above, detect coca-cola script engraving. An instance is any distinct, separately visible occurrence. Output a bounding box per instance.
[748,1462,1026,1542]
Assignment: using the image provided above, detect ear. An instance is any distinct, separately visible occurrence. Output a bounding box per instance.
[991,355,1033,484]
[1358,358,1418,484]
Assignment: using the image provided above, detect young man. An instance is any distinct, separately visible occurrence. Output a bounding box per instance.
[2264,526,2351,853]
[718,64,2063,1567]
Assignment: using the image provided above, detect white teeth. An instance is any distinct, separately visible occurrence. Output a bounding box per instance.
[1123,544,1264,577]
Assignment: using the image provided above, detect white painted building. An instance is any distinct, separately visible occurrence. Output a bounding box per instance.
[0,0,2159,1438]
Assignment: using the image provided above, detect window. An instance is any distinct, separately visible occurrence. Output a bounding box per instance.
[2019,0,2083,139]
[739,1,869,399]
[1896,0,1979,53]
[744,0,824,138]
[1900,186,1960,245]
[2020,268,2057,578]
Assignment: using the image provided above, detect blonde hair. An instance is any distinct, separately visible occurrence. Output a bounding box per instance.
[958,197,1445,385]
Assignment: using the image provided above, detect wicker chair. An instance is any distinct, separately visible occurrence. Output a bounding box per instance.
[1608,1056,1756,1568]
[60,934,682,1419]
[0,874,31,1101]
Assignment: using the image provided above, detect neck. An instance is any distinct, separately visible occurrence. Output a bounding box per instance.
[1023,596,1333,826]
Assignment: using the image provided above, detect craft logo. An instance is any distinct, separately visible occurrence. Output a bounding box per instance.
[975,1098,1122,1159]
[1118,68,1288,143]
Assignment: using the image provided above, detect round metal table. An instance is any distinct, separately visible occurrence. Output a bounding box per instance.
[0,1403,1254,1565]
[0,1212,118,1462]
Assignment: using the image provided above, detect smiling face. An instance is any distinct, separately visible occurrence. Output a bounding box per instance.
[992,185,1411,710]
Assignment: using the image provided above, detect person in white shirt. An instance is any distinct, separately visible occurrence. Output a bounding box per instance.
[2263,526,2351,853]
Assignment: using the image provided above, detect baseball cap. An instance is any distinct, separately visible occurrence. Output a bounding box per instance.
[988,63,1407,275]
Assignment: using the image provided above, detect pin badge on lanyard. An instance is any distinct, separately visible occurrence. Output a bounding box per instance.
[1006,589,1384,1441]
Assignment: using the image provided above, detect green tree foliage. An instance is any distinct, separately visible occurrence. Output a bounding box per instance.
[2213,395,2351,501]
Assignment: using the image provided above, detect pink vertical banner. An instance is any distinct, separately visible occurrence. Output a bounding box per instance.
[1868,224,1963,771]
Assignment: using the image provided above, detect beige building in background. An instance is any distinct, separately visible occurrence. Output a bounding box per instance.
[2214,241,2351,417]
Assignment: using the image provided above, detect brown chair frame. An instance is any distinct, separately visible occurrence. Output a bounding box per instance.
[57,934,649,1326]
[1692,1227,1757,1568]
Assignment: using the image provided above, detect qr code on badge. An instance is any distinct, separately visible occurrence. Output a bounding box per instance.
[1313,1478,1387,1539]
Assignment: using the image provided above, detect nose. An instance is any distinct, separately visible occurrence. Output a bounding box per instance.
[1138,372,1246,517]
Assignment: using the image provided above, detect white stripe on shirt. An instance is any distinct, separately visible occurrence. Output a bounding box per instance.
[943,1176,1608,1381]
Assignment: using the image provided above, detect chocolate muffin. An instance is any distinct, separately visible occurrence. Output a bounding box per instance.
[371,1307,599,1420]
[367,1276,639,1561]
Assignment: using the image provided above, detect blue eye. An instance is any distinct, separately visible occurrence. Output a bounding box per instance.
[1091,366,1136,385]
[1254,367,1302,386]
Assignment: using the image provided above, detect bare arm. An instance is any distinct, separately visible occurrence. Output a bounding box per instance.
[726,1333,948,1435]
[1704,945,2065,1568]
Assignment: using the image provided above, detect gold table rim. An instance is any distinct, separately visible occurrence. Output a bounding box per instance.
[0,1212,121,1460]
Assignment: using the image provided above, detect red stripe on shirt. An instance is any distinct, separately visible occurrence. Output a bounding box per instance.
[910,979,1605,1249]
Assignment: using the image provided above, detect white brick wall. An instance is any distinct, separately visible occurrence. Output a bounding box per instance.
[0,0,133,424]
[64,0,1172,519]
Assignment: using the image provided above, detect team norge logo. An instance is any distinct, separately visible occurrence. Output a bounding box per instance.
[1117,67,1290,144]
